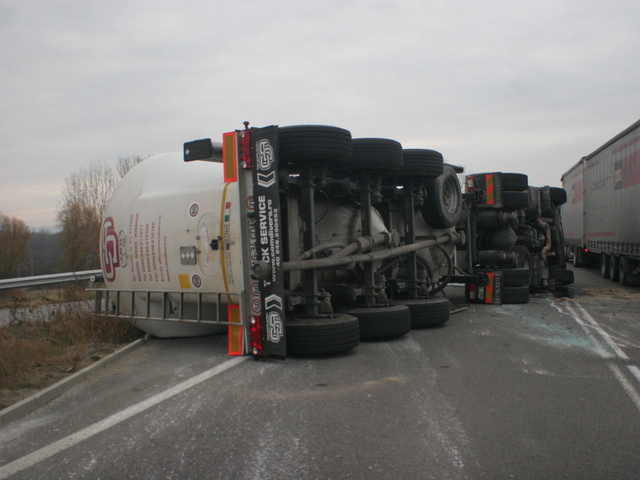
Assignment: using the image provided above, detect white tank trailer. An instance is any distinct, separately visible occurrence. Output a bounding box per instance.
[562,118,640,285]
[98,124,463,358]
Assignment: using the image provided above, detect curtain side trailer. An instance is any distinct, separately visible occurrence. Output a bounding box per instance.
[562,118,640,285]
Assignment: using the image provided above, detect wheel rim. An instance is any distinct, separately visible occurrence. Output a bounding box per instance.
[442,177,459,214]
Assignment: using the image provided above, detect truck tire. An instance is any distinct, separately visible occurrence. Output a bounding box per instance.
[346,138,403,172]
[502,173,529,191]
[619,256,632,286]
[502,286,530,304]
[553,268,574,285]
[286,314,360,356]
[399,149,444,178]
[278,125,352,168]
[549,187,568,206]
[600,254,610,279]
[502,191,529,209]
[343,304,411,340]
[421,167,462,228]
[400,297,450,328]
[609,255,620,283]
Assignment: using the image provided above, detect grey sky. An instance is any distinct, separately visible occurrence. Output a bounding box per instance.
[2,0,639,228]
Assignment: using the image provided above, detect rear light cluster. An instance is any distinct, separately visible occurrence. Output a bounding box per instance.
[251,316,264,356]
[240,122,252,169]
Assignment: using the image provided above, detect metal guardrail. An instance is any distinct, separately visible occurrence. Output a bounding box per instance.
[0,270,103,291]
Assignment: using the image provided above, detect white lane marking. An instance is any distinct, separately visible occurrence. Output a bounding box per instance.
[607,363,640,411]
[553,301,640,413]
[628,365,640,385]
[0,356,248,479]
[574,303,630,360]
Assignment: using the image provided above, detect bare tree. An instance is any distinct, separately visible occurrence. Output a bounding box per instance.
[56,157,146,272]
[0,213,31,279]
[115,155,145,179]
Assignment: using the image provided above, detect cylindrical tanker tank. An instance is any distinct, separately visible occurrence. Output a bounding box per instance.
[100,152,243,337]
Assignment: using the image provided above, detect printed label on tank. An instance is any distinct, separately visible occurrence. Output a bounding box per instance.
[101,217,120,282]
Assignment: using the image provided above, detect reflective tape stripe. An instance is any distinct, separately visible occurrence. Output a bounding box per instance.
[485,174,495,205]
[223,132,238,182]
[485,272,494,303]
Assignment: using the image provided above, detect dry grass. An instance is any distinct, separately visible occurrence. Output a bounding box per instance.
[0,292,142,409]
[0,283,92,310]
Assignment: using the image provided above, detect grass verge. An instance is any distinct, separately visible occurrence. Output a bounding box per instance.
[0,293,142,410]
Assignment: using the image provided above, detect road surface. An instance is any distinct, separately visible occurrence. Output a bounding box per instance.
[1,265,640,479]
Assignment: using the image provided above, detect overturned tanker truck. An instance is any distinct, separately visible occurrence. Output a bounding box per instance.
[95,123,569,358]
[458,173,574,304]
[96,123,462,358]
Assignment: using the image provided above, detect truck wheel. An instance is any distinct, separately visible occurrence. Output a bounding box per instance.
[286,314,360,356]
[502,286,530,304]
[609,255,620,282]
[619,256,632,286]
[600,254,610,279]
[502,191,529,209]
[421,167,463,228]
[553,268,574,285]
[278,125,352,168]
[549,187,567,206]
[400,297,450,328]
[399,149,444,178]
[502,173,529,191]
[342,304,411,340]
[344,138,404,172]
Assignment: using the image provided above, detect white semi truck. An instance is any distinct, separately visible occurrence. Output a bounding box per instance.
[562,119,640,285]
[97,124,463,358]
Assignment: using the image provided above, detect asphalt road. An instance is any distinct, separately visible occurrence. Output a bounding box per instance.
[1,265,640,479]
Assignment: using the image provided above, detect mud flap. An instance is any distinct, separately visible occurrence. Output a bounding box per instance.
[250,126,287,359]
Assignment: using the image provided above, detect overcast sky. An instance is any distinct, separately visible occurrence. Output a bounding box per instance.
[2,0,640,229]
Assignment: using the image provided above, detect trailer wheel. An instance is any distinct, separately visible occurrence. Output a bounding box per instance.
[502,286,530,304]
[400,297,450,328]
[338,138,404,172]
[399,149,444,178]
[502,173,529,191]
[502,191,529,209]
[421,167,462,228]
[609,255,620,283]
[278,125,352,168]
[342,304,411,340]
[286,314,360,356]
[600,254,610,279]
[619,256,632,286]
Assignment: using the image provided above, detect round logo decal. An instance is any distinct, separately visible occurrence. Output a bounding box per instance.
[189,203,200,217]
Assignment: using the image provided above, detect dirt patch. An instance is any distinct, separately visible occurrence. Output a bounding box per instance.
[572,287,640,302]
